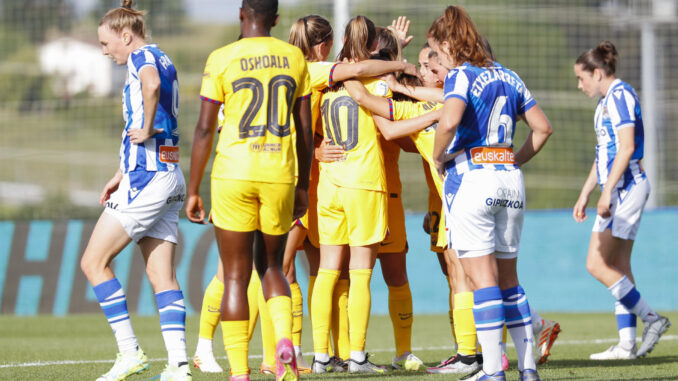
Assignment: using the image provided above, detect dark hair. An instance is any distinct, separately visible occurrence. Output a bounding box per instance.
[427,5,492,67]
[338,16,376,62]
[289,15,333,60]
[242,0,278,25]
[576,40,618,76]
[372,27,401,62]
[99,0,146,38]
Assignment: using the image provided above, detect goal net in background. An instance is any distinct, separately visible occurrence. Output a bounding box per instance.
[1,0,677,220]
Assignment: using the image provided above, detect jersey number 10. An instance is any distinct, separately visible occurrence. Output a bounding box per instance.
[321,96,359,151]
[232,75,297,139]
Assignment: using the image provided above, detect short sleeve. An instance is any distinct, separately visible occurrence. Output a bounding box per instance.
[392,100,442,121]
[296,59,311,100]
[199,51,224,104]
[608,88,636,130]
[513,71,536,114]
[443,69,469,104]
[308,61,336,90]
[131,49,156,73]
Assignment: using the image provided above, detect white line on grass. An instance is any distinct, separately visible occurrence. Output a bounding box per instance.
[1,335,675,369]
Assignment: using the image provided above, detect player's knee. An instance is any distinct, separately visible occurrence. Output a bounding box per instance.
[145,267,176,291]
[585,256,603,279]
[80,253,102,279]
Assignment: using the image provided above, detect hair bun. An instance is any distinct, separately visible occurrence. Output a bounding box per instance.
[597,40,618,62]
[121,0,133,9]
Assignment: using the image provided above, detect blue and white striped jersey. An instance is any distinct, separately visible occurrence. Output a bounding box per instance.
[443,62,536,174]
[120,44,180,174]
[594,78,645,188]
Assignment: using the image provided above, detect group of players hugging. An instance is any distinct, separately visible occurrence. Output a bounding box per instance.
[82,0,671,380]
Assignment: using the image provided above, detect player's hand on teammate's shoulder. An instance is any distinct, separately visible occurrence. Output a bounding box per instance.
[127,127,164,144]
[401,62,420,78]
[185,194,207,224]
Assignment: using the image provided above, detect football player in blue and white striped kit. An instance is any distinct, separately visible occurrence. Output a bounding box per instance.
[573,41,671,360]
[80,1,190,380]
[428,6,552,381]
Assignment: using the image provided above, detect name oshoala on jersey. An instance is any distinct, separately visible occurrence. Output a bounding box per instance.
[199,37,311,185]
[121,44,180,174]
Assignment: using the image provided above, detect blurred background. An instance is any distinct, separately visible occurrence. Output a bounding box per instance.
[1,1,678,317]
[1,0,678,220]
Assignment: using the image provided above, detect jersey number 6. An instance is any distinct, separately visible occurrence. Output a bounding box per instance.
[320,96,359,151]
[487,95,514,147]
[232,75,297,139]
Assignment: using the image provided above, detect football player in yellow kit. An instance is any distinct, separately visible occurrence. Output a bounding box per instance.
[185,1,312,380]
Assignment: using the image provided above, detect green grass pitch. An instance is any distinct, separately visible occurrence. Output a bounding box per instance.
[1,312,677,380]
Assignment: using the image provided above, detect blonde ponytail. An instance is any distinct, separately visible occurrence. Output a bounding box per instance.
[100,0,146,38]
[338,15,375,62]
[289,15,333,60]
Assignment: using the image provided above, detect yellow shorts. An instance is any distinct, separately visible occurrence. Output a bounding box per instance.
[378,193,407,254]
[428,190,445,253]
[317,175,387,246]
[211,178,294,236]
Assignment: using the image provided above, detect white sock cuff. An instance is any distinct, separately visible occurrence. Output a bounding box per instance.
[608,275,634,300]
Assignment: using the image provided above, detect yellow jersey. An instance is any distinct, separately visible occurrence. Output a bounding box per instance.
[391,100,444,195]
[307,61,338,136]
[318,78,390,192]
[200,36,311,184]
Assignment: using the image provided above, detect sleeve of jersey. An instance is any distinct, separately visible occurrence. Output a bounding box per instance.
[297,60,312,100]
[608,89,636,130]
[131,50,157,73]
[392,100,414,121]
[199,51,224,105]
[443,69,469,103]
[308,61,336,90]
[518,83,537,114]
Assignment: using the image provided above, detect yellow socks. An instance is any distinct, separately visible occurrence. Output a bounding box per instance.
[348,269,373,353]
[311,269,339,354]
[453,292,477,356]
[307,275,316,320]
[221,320,250,376]
[267,295,293,343]
[290,282,303,347]
[247,270,261,340]
[258,289,277,367]
[332,278,350,360]
[199,276,224,340]
[388,283,413,357]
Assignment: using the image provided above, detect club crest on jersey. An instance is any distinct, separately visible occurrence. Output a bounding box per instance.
[374,80,389,97]
[128,187,141,203]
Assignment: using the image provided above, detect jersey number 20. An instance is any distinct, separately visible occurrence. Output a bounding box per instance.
[232,75,297,139]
